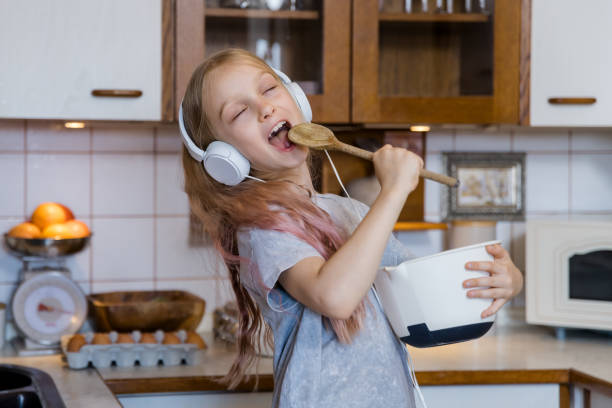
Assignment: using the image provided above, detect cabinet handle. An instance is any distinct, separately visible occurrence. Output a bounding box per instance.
[548,97,596,105]
[91,89,143,98]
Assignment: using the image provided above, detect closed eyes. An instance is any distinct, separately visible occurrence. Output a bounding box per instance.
[229,84,278,121]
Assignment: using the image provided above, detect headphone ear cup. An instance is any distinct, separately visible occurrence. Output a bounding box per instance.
[286,82,312,123]
[202,141,251,186]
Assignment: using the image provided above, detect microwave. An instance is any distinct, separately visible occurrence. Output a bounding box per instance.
[526,221,612,336]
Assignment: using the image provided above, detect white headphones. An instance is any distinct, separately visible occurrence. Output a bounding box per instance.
[178,67,312,186]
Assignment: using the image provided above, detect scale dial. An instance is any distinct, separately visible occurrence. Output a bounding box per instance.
[12,272,87,345]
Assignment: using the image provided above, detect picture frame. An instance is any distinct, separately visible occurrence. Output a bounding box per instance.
[442,152,525,221]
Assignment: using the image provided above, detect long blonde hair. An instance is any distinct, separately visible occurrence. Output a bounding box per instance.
[181,49,367,389]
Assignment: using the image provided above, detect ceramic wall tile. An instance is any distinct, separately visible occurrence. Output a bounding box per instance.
[92,154,153,215]
[0,154,24,216]
[424,153,443,221]
[0,120,25,151]
[426,130,454,153]
[156,217,222,280]
[156,279,218,331]
[91,280,154,294]
[215,278,237,316]
[0,219,23,283]
[394,229,444,258]
[92,127,154,152]
[454,128,511,151]
[513,128,569,152]
[156,125,183,152]
[525,154,569,213]
[155,153,189,215]
[495,221,512,251]
[571,129,612,151]
[26,153,91,217]
[571,154,612,212]
[91,218,154,281]
[26,121,90,152]
[0,283,16,306]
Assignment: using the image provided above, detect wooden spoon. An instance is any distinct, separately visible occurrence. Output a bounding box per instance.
[288,123,459,187]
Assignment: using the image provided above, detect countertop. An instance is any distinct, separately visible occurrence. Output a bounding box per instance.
[99,315,612,395]
[1,309,611,406]
[0,354,121,408]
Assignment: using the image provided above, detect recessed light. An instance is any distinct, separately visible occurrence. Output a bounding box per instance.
[64,122,85,129]
[409,125,430,132]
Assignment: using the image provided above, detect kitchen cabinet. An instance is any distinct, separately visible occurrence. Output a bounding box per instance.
[178,0,522,126]
[352,0,522,124]
[0,0,174,121]
[117,384,568,408]
[176,0,350,124]
[529,0,612,126]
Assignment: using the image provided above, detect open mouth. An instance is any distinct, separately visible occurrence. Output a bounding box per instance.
[268,120,294,151]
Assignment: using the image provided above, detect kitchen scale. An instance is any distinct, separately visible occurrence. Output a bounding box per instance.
[4,234,89,356]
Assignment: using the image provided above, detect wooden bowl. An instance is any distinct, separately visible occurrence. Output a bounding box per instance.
[88,290,206,332]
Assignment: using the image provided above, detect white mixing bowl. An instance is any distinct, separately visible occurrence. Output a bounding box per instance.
[374,240,499,347]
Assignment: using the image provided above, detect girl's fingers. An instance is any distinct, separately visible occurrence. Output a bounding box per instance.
[486,244,509,260]
[481,298,507,318]
[462,275,507,289]
[466,288,511,299]
[465,260,506,275]
[465,260,494,272]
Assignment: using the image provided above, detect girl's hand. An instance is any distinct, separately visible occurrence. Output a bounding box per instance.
[372,144,423,199]
[462,244,524,318]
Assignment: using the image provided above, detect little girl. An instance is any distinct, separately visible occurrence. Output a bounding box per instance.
[180,48,523,408]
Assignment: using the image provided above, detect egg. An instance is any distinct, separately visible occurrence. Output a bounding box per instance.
[140,332,157,344]
[162,332,180,345]
[185,331,207,349]
[116,333,134,344]
[92,333,111,345]
[67,334,86,352]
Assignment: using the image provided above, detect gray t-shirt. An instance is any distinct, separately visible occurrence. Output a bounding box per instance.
[237,193,417,408]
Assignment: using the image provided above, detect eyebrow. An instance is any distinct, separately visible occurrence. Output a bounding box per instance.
[218,70,272,120]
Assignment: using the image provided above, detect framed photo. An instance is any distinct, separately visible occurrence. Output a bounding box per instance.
[442,152,525,221]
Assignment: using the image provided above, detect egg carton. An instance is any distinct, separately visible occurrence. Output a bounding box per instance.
[61,330,203,369]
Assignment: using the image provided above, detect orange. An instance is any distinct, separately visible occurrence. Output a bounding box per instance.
[8,222,41,239]
[58,204,74,221]
[40,223,72,239]
[31,202,72,230]
[64,220,90,238]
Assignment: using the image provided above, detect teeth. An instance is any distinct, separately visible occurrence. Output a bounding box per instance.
[269,121,286,139]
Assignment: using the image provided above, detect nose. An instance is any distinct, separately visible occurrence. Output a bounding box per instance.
[258,98,274,122]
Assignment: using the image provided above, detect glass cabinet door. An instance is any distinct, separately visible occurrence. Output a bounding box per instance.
[201,0,350,123]
[353,0,520,124]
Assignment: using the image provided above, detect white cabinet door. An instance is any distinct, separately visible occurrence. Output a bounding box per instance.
[531,0,612,126]
[0,0,161,121]
[421,384,559,408]
[118,392,274,408]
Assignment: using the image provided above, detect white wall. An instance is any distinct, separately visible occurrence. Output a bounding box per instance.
[0,120,232,339]
[1,121,612,338]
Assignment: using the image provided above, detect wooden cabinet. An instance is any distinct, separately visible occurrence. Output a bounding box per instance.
[352,0,522,124]
[319,129,426,222]
[0,0,174,121]
[529,0,612,126]
[176,0,350,123]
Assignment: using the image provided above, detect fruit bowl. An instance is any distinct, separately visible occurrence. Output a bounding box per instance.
[3,234,91,257]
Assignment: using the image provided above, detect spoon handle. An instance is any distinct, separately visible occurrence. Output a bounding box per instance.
[333,141,459,187]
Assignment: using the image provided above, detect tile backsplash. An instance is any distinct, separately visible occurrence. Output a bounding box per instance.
[0,120,230,337]
[397,126,612,309]
[1,121,612,338]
